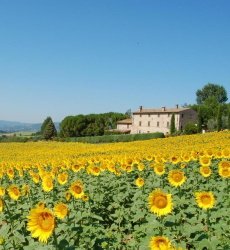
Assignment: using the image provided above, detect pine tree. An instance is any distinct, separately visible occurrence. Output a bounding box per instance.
[42,118,57,140]
[217,105,222,132]
[170,113,176,134]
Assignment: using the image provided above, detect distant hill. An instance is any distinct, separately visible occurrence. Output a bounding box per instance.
[0,120,59,133]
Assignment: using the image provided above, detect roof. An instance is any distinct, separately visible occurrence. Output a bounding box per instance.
[117,118,132,124]
[133,107,192,114]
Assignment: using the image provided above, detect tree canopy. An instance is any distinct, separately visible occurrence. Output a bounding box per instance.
[59,112,128,138]
[196,83,228,105]
[41,117,57,140]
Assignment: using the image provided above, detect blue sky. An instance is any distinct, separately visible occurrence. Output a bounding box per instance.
[0,0,229,123]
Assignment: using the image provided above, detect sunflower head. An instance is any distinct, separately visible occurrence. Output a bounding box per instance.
[69,180,84,199]
[54,203,68,220]
[0,199,3,212]
[27,205,55,243]
[168,170,186,187]
[57,172,68,185]
[42,175,54,192]
[135,177,145,188]
[0,187,5,197]
[154,164,165,176]
[149,236,172,250]
[199,156,211,167]
[200,166,212,177]
[8,185,20,200]
[195,191,215,210]
[218,164,230,178]
[148,189,173,216]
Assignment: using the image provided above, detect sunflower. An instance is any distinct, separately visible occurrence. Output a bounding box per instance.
[32,173,40,184]
[149,236,172,250]
[90,166,101,176]
[57,172,68,185]
[82,194,89,202]
[27,205,55,243]
[8,185,20,200]
[200,166,212,177]
[65,191,72,201]
[137,162,145,171]
[54,203,68,219]
[168,170,186,187]
[148,189,173,216]
[0,187,5,197]
[218,162,230,178]
[42,175,53,192]
[135,177,145,188]
[199,156,211,167]
[171,155,180,164]
[7,168,14,180]
[222,148,230,158]
[154,164,165,176]
[71,164,81,172]
[69,180,84,199]
[0,199,3,212]
[195,192,215,209]
[22,184,30,196]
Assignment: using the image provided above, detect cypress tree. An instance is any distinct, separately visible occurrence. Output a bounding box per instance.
[42,118,57,140]
[170,113,176,134]
[217,105,222,132]
[41,117,52,134]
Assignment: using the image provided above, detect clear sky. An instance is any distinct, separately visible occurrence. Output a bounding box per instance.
[0,0,229,123]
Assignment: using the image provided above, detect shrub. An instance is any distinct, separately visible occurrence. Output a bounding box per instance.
[184,123,198,135]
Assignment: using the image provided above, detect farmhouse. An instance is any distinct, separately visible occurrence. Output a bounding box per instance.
[117,105,197,134]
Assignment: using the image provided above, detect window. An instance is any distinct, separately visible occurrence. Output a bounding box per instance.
[140,114,142,117]
[168,113,170,117]
[158,113,160,117]
[167,121,169,128]
[148,114,150,117]
[181,114,184,118]
[127,124,129,129]
[157,121,159,127]
[139,121,142,126]
[148,121,150,127]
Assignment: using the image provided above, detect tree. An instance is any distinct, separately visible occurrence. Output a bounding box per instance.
[197,106,202,133]
[40,117,52,134]
[196,83,228,105]
[228,107,230,130]
[184,123,198,135]
[170,113,176,134]
[217,105,223,132]
[41,117,57,140]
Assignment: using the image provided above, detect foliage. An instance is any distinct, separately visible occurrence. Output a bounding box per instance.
[197,107,202,133]
[170,113,176,134]
[0,131,229,249]
[62,132,165,143]
[42,118,57,140]
[60,113,128,138]
[196,83,228,104]
[228,107,230,130]
[40,117,52,135]
[184,122,198,135]
[217,105,223,132]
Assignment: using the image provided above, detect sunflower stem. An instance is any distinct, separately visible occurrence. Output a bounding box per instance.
[53,228,59,250]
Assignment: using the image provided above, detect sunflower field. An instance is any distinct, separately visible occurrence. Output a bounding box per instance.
[0,131,229,250]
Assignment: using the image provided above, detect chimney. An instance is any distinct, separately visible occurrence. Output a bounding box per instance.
[161,106,166,111]
[139,106,143,112]
[176,104,179,109]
